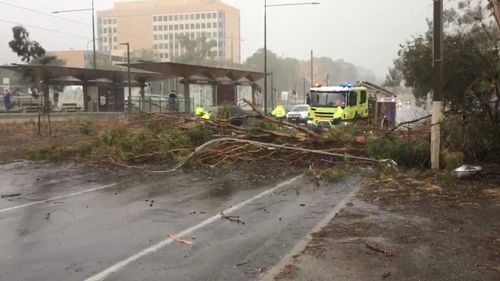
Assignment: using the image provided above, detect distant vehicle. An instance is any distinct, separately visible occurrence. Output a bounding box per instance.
[286,104,310,124]
[308,83,369,125]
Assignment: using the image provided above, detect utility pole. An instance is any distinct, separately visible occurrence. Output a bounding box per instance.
[92,0,96,69]
[310,49,314,86]
[303,79,307,104]
[120,43,132,115]
[431,0,444,170]
[264,0,268,114]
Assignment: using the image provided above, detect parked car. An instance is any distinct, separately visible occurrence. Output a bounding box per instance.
[286,104,310,124]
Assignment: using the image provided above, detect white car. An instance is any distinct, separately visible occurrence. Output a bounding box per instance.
[286,105,310,124]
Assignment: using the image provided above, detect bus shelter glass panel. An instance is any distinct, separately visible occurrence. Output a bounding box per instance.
[190,84,214,108]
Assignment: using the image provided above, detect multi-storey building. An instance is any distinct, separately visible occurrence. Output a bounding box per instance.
[97,0,241,64]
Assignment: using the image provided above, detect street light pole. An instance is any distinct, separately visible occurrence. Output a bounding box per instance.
[53,1,97,69]
[92,0,96,69]
[120,43,132,115]
[264,0,268,114]
[264,1,320,115]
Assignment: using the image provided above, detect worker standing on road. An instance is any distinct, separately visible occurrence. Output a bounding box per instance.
[271,104,286,119]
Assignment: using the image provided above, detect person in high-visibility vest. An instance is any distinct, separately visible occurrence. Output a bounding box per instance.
[195,106,211,120]
[271,104,286,118]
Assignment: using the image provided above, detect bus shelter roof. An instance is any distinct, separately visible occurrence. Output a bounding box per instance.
[125,62,265,84]
[0,64,167,86]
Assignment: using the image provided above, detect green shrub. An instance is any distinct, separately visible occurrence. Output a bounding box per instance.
[322,168,347,183]
[366,135,430,167]
[442,150,465,171]
[187,125,213,146]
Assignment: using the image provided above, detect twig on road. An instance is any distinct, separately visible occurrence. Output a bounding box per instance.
[220,211,246,225]
[365,243,395,257]
[1,193,21,198]
[168,234,193,246]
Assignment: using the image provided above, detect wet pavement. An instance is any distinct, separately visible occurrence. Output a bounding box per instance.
[0,162,361,281]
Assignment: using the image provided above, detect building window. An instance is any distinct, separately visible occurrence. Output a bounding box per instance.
[154,26,157,31]
[103,37,107,42]
[185,24,189,30]
[165,53,169,58]
[113,27,117,33]
[218,11,224,18]
[159,25,163,31]
[174,25,178,30]
[190,23,195,29]
[180,15,184,20]
[196,23,200,29]
[169,15,173,21]
[219,31,224,38]
[191,32,195,39]
[207,13,212,19]
[207,23,211,29]
[158,16,162,22]
[154,44,158,49]
[103,28,107,34]
[160,53,164,59]
[218,22,223,28]
[154,35,158,40]
[201,13,206,19]
[159,34,163,40]
[213,32,217,37]
[169,43,173,49]
[190,14,195,20]
[164,25,168,30]
[213,12,217,18]
[201,23,206,29]
[163,15,168,21]
[169,25,173,30]
[196,14,200,19]
[174,15,178,21]
[169,34,173,39]
[180,24,184,30]
[153,16,157,21]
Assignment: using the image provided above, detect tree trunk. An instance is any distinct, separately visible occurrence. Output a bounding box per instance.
[492,0,500,30]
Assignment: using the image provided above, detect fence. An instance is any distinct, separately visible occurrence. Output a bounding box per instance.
[129,97,195,113]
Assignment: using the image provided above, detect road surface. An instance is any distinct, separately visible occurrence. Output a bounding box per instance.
[0,161,361,281]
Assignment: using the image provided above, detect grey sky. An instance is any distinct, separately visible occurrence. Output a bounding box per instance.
[0,0,433,77]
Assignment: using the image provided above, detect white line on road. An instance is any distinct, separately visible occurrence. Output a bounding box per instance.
[84,175,303,281]
[0,183,118,214]
[260,181,363,281]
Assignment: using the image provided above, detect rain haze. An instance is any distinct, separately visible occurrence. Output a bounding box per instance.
[0,0,432,78]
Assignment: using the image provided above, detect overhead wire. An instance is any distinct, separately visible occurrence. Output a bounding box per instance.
[0,1,90,26]
[0,1,152,45]
[0,19,90,39]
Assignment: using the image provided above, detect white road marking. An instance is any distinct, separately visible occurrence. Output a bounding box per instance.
[0,183,118,214]
[84,175,303,281]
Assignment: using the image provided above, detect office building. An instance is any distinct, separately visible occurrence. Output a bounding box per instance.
[97,0,241,64]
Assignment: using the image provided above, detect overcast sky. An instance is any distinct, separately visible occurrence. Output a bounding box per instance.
[0,0,433,78]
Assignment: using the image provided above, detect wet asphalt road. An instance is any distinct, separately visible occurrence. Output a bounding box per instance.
[0,161,360,281]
